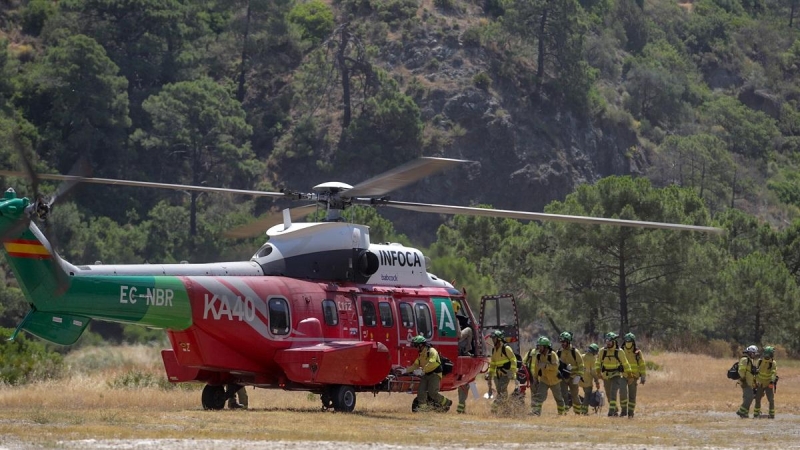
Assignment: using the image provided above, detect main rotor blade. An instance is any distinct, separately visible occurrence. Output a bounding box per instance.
[47,158,92,207]
[224,204,318,238]
[379,201,724,234]
[0,170,287,199]
[344,157,470,198]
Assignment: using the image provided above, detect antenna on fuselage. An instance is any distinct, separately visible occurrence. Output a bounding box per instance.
[282,208,292,231]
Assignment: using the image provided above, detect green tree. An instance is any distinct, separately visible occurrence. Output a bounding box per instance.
[134,77,258,238]
[287,0,334,44]
[25,34,130,171]
[650,133,734,213]
[700,95,780,159]
[503,0,593,106]
[713,251,800,349]
[543,176,715,337]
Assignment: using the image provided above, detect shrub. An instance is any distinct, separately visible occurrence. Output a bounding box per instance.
[288,0,335,44]
[473,72,492,90]
[461,27,482,48]
[21,0,56,36]
[0,328,65,384]
[375,0,419,27]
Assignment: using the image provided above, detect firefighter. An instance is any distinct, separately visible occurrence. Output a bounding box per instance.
[621,332,646,418]
[736,345,759,418]
[452,301,474,356]
[557,331,584,415]
[225,384,248,409]
[580,343,601,415]
[522,345,538,410]
[401,335,453,412]
[530,336,566,416]
[487,330,517,412]
[754,346,778,419]
[595,332,632,417]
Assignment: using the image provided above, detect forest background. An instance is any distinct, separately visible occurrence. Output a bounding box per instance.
[2,0,800,383]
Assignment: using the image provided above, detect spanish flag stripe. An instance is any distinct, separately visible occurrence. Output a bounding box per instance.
[7,251,52,260]
[4,242,51,256]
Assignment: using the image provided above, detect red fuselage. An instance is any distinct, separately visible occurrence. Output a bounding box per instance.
[161,275,486,394]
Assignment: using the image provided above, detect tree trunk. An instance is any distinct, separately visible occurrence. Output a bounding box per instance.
[236,0,252,103]
[338,25,352,128]
[534,5,549,100]
[618,237,629,334]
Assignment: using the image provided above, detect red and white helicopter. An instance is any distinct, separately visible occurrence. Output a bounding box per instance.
[0,157,719,412]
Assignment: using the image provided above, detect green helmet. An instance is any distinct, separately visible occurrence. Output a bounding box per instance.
[559,331,573,342]
[605,332,619,341]
[587,343,600,354]
[763,346,775,357]
[537,336,551,347]
[624,332,636,342]
[491,330,505,340]
[411,335,427,345]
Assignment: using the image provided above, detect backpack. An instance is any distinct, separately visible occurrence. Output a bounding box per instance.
[727,361,740,380]
[440,355,454,376]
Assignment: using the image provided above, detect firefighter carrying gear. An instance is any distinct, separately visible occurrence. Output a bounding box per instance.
[488,333,517,410]
[530,343,565,415]
[580,345,602,415]
[736,347,759,418]
[559,338,584,415]
[595,335,632,417]
[405,336,450,412]
[622,335,646,418]
[754,350,778,419]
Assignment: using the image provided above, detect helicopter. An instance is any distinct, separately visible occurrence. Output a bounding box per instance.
[0,157,721,412]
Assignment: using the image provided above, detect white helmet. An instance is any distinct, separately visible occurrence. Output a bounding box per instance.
[745,345,759,354]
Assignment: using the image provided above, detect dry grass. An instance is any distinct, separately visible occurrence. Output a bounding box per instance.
[0,347,798,448]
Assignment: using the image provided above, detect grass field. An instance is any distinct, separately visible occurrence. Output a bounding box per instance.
[0,346,798,449]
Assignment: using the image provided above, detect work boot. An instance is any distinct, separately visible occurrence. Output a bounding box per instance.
[736,411,748,418]
[628,411,634,418]
[620,409,628,417]
[608,410,618,417]
[228,402,245,409]
[768,415,775,419]
[442,398,453,412]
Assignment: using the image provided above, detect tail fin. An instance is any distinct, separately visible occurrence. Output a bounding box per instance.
[2,223,72,303]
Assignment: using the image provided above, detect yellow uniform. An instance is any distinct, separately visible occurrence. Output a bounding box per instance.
[622,345,646,417]
[530,349,565,415]
[595,346,632,416]
[406,346,450,412]
[488,343,517,407]
[736,354,757,418]
[754,357,778,418]
[558,345,584,414]
[580,351,601,414]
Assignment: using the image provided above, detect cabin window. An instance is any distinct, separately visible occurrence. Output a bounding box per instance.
[322,299,338,326]
[361,300,377,327]
[268,297,290,335]
[399,302,414,328]
[414,303,433,339]
[379,302,394,327]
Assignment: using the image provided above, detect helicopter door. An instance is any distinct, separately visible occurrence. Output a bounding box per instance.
[334,293,359,339]
[357,297,379,342]
[479,294,521,355]
[396,301,417,365]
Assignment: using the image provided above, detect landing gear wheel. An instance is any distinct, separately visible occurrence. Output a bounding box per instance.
[201,384,226,410]
[331,385,356,412]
